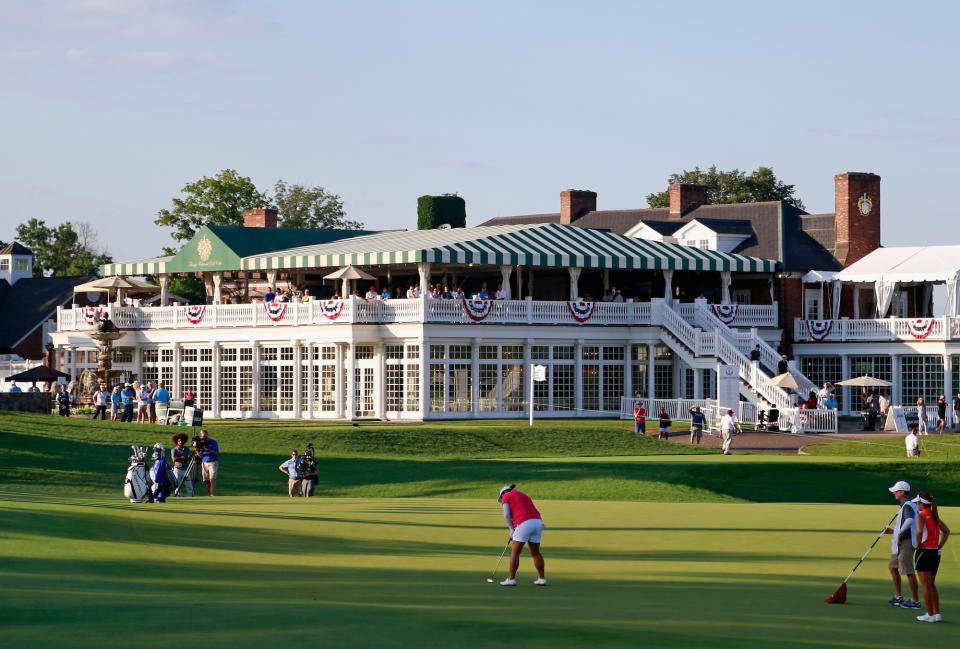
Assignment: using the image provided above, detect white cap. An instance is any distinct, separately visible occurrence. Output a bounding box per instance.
[889,480,910,493]
[498,485,515,502]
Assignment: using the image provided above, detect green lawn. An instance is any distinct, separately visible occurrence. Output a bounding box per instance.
[805,433,960,459]
[1,412,957,648]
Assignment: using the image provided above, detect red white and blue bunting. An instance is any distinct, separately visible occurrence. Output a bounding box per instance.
[264,301,287,322]
[184,305,206,325]
[906,318,935,339]
[462,297,493,322]
[711,304,738,325]
[806,319,833,341]
[567,300,596,323]
[82,306,104,326]
[320,300,344,321]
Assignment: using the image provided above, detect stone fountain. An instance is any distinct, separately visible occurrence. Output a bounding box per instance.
[83,315,125,398]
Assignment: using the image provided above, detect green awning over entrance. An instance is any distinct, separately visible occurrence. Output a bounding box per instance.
[240,223,778,272]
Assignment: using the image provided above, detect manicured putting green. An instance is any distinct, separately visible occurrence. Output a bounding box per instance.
[1,493,954,649]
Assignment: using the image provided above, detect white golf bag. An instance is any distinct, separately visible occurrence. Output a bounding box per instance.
[124,445,150,503]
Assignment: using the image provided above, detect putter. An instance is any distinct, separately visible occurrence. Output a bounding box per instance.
[486,538,512,583]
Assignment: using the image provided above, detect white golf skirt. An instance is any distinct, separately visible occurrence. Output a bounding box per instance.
[512,518,545,543]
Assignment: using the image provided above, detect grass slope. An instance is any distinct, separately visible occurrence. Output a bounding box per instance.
[1,494,956,649]
[2,413,958,503]
[805,433,960,458]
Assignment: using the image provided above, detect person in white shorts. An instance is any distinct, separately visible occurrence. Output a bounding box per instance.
[498,485,547,587]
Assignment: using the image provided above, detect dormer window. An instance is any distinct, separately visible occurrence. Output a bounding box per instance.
[14,258,29,271]
[0,259,8,271]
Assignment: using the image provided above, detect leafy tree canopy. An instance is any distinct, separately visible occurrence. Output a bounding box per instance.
[273,180,362,230]
[14,218,112,277]
[155,170,364,246]
[417,194,466,230]
[646,166,806,211]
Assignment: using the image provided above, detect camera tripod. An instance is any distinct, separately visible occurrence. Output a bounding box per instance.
[173,452,202,497]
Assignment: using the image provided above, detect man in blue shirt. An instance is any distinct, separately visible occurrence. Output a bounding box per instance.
[476,282,490,300]
[278,450,302,498]
[689,406,706,446]
[8,381,21,393]
[197,429,219,496]
[120,383,136,422]
[153,381,170,423]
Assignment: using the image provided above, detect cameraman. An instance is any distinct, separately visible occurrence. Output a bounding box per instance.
[170,433,193,497]
[279,450,302,498]
[195,429,219,496]
[299,448,318,498]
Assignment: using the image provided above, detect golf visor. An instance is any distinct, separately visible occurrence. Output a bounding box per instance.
[498,485,515,502]
[913,496,931,505]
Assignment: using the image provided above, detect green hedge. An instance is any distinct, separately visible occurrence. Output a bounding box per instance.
[417,194,466,230]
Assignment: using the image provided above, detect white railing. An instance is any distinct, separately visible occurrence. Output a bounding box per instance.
[678,301,778,328]
[794,317,960,342]
[621,397,761,427]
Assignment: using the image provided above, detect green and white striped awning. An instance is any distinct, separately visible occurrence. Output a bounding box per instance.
[240,223,777,272]
[101,256,171,276]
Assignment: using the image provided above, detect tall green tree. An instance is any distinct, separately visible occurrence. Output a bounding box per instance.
[273,180,363,230]
[14,218,112,277]
[417,194,466,230]
[646,166,806,211]
[155,169,269,244]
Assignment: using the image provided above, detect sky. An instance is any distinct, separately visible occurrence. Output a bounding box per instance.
[2,0,959,262]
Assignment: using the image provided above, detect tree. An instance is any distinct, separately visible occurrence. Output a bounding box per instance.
[14,218,112,277]
[273,180,363,230]
[417,194,466,230]
[155,169,269,244]
[646,166,806,211]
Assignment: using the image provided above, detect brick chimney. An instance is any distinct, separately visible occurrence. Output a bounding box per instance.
[834,172,880,267]
[669,183,708,219]
[243,207,278,228]
[560,189,597,224]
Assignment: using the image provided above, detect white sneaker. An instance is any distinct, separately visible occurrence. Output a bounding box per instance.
[533,578,547,586]
[499,578,517,586]
[933,614,942,622]
[917,614,935,622]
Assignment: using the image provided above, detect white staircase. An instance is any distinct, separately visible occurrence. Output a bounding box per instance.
[652,299,812,410]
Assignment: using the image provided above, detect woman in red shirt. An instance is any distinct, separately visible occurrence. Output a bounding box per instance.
[913,492,951,622]
[497,485,546,587]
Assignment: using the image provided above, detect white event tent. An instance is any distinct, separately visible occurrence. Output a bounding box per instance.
[824,245,960,318]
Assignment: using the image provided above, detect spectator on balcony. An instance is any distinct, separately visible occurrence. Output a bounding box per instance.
[8,380,21,393]
[365,285,378,300]
[441,285,452,299]
[453,285,464,299]
[477,282,490,300]
[302,289,311,302]
[612,288,623,303]
[379,287,390,300]
[601,289,613,302]
[749,345,761,362]
[917,397,929,435]
[430,285,441,299]
[495,285,507,300]
[264,288,276,303]
[937,395,947,433]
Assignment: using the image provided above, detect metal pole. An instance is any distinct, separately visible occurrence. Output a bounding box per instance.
[529,362,534,427]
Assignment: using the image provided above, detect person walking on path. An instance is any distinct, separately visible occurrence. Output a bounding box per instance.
[633,402,646,435]
[917,397,929,435]
[719,409,740,455]
[197,429,219,496]
[497,485,546,587]
[658,407,671,440]
[882,480,922,609]
[936,395,947,433]
[689,406,706,445]
[913,491,950,622]
[279,450,302,498]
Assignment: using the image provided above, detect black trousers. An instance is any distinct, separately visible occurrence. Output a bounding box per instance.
[121,404,134,422]
[58,405,70,416]
[93,405,107,420]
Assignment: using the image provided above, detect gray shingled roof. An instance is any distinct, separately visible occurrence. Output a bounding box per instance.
[0,275,94,352]
[0,242,33,256]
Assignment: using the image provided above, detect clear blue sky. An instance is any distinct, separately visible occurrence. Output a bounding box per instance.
[2,0,958,262]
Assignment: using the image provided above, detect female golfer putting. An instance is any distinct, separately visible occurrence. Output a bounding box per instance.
[498,485,546,587]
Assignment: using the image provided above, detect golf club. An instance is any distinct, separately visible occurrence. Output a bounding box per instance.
[486,538,512,583]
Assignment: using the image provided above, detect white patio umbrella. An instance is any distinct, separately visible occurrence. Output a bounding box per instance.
[323,264,376,297]
[836,375,892,387]
[74,276,160,305]
[760,372,800,389]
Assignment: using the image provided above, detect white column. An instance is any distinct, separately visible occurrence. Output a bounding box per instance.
[212,342,221,418]
[418,262,432,295]
[471,339,480,417]
[647,343,656,400]
[293,339,302,416]
[574,340,583,416]
[71,346,79,382]
[251,342,260,418]
[524,338,533,412]
[568,267,582,301]
[376,342,386,420]
[516,265,523,299]
[335,343,344,418]
[945,354,953,424]
[694,368,703,399]
[266,270,277,293]
[419,337,429,419]
[603,269,610,291]
[841,355,850,415]
[720,271,732,304]
[306,343,315,419]
[624,342,633,402]
[891,354,901,407]
[853,285,861,319]
[159,274,170,307]
[499,265,513,300]
[212,273,223,304]
[172,343,181,398]
[528,269,534,298]
[663,270,674,304]
[345,342,356,420]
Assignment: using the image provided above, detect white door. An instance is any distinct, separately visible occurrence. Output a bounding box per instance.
[354,365,376,417]
[804,289,822,320]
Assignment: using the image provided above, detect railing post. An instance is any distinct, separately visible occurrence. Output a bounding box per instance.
[526,296,533,324]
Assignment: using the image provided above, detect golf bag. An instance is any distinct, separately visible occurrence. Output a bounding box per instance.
[149,443,171,503]
[124,445,150,503]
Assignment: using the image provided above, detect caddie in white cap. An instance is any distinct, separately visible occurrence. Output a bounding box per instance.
[882,480,921,609]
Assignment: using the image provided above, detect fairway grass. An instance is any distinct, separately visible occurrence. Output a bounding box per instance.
[1,493,956,649]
